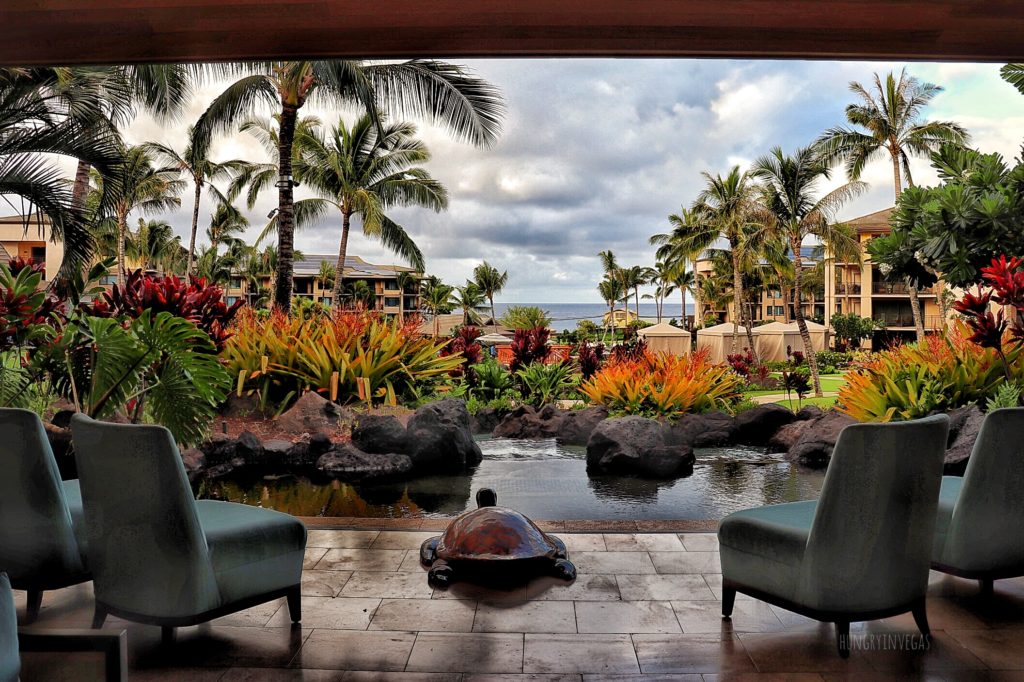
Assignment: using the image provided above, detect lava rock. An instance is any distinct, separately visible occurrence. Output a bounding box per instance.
[586,416,695,478]
[276,392,350,435]
[406,398,483,470]
[203,457,246,479]
[787,411,857,467]
[492,405,555,439]
[221,394,260,417]
[556,406,609,446]
[181,447,206,480]
[470,407,506,434]
[352,414,409,454]
[795,405,825,421]
[943,405,984,475]
[668,411,737,447]
[200,432,239,465]
[316,442,413,481]
[766,419,813,453]
[733,404,797,445]
[235,430,265,465]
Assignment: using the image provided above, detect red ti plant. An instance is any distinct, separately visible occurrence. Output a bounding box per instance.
[83,269,243,350]
[510,326,551,372]
[576,340,605,380]
[953,255,1024,379]
[441,325,483,382]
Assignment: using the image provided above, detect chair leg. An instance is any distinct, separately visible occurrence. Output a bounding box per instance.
[911,600,930,637]
[92,604,107,629]
[286,584,302,623]
[835,621,850,658]
[721,586,736,619]
[25,589,43,624]
[979,578,994,597]
[161,626,176,645]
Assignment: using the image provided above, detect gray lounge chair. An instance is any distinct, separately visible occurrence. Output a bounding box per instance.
[70,414,307,643]
[0,408,90,623]
[1,571,127,682]
[718,414,950,657]
[932,407,1024,594]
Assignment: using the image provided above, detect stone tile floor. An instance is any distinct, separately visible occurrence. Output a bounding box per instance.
[13,530,1024,681]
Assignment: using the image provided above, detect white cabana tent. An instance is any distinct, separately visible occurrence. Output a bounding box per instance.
[756,320,827,361]
[476,333,512,346]
[637,321,691,356]
[695,322,763,364]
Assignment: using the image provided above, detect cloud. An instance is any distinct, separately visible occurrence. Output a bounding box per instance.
[112,58,1024,303]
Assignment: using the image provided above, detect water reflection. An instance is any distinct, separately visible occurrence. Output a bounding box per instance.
[194,438,825,520]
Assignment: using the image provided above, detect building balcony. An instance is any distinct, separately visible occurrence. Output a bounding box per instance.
[834,283,861,295]
[871,282,935,296]
[873,314,946,329]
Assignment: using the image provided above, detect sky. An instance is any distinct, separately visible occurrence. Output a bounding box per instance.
[121,59,1024,304]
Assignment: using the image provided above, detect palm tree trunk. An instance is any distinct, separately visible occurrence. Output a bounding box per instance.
[72,160,90,212]
[273,104,298,312]
[116,212,128,287]
[490,294,496,332]
[332,211,351,309]
[792,236,822,397]
[732,248,758,363]
[634,287,640,320]
[908,281,926,341]
[680,289,686,329]
[186,180,202,276]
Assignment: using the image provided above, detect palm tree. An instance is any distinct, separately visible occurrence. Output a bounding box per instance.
[143,128,252,274]
[752,146,865,396]
[194,60,504,311]
[289,114,445,309]
[816,69,969,340]
[0,67,122,278]
[206,203,249,262]
[91,145,184,285]
[473,261,508,332]
[395,270,418,323]
[622,265,648,319]
[453,282,487,326]
[672,167,761,360]
[421,278,456,337]
[671,267,695,328]
[598,276,625,342]
[317,261,336,296]
[127,218,183,273]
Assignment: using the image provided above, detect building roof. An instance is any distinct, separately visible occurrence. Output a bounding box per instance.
[292,254,419,278]
[637,321,687,337]
[844,207,895,233]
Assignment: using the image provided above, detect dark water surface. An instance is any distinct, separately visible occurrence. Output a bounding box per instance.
[195,437,825,520]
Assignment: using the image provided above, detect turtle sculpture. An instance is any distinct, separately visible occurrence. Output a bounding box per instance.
[420,488,577,587]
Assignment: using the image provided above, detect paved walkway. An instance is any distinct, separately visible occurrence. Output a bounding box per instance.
[16,530,1024,680]
[751,392,839,405]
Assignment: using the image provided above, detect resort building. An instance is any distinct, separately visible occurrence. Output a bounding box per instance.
[0,213,63,281]
[823,207,946,348]
[694,246,823,327]
[223,254,422,316]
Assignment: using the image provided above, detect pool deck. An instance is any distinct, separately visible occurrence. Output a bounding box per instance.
[15,529,1024,681]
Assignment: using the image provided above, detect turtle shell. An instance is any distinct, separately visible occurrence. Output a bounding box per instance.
[435,506,559,561]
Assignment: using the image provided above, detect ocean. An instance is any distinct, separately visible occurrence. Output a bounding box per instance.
[492,302,695,332]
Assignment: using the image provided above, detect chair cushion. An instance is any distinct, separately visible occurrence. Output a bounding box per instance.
[932,476,962,562]
[196,500,306,605]
[61,479,89,561]
[718,501,815,603]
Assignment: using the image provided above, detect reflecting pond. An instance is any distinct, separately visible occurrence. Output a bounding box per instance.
[194,436,825,520]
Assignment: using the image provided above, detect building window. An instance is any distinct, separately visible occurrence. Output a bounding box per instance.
[100,275,117,285]
[229,278,241,289]
[385,279,398,290]
[774,306,785,316]
[384,296,400,307]
[319,297,332,305]
[226,296,239,305]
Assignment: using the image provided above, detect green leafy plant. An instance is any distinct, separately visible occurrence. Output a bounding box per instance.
[472,359,515,402]
[500,305,552,331]
[830,313,881,351]
[517,361,574,407]
[985,381,1022,411]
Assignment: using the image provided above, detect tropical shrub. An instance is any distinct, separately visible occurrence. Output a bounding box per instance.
[608,337,648,365]
[473,359,515,402]
[441,326,483,381]
[830,313,880,351]
[576,340,604,380]
[814,350,855,370]
[726,349,755,377]
[580,348,743,418]
[838,325,1024,422]
[500,305,552,330]
[0,261,63,350]
[85,269,243,350]
[517,361,575,407]
[222,308,462,406]
[509,326,551,371]
[985,381,1022,411]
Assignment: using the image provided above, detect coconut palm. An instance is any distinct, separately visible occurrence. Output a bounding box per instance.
[672,167,761,359]
[91,145,184,285]
[127,218,183,273]
[652,210,705,329]
[816,69,969,340]
[453,282,487,326]
[473,261,508,332]
[206,203,249,262]
[422,278,456,337]
[317,261,337,294]
[598,276,625,342]
[0,67,122,277]
[285,114,445,308]
[143,128,253,274]
[194,60,504,311]
[752,145,865,396]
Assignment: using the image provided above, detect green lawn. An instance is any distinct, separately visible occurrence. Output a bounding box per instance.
[742,371,848,396]
[773,395,839,410]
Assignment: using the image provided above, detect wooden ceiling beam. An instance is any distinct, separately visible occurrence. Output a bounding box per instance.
[2,1,1023,66]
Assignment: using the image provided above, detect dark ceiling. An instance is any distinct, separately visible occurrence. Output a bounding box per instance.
[3,0,1024,66]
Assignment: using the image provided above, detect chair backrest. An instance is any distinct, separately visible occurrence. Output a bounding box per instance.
[70,414,220,619]
[0,408,85,585]
[801,414,949,613]
[944,407,1024,570]
[0,573,19,682]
